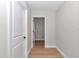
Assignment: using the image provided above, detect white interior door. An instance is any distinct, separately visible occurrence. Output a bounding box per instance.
[11,1,25,58]
[34,18,45,40]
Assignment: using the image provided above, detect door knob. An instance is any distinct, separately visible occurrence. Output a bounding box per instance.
[23,36,26,39]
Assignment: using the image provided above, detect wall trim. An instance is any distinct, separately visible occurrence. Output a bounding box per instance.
[45,45,56,48]
[56,47,68,58]
[25,49,31,58]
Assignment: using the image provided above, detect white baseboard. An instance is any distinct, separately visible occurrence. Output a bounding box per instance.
[56,47,68,58]
[25,49,31,58]
[45,45,56,48]
[35,39,44,40]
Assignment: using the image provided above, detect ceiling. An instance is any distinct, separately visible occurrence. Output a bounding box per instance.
[28,1,64,11]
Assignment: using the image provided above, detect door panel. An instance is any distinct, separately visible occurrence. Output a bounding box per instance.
[12,2,24,38]
[11,2,25,58]
[12,41,25,58]
[11,36,24,48]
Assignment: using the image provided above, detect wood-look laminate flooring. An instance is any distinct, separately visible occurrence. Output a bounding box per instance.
[28,40,63,58]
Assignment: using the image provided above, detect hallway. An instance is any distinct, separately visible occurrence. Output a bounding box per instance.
[28,40,63,58]
[0,1,79,58]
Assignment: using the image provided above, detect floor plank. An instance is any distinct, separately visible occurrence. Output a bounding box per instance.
[28,40,63,58]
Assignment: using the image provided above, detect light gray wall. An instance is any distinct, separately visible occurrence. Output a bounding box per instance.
[56,2,79,57]
[32,10,56,47]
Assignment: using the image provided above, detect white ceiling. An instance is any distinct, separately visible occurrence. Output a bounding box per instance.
[28,1,64,11]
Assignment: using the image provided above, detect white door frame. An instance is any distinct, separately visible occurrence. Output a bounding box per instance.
[31,16,46,48]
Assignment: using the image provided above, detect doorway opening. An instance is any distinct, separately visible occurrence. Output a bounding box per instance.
[33,17,45,48]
